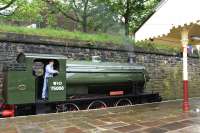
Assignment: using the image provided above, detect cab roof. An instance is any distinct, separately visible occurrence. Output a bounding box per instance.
[24,53,67,59]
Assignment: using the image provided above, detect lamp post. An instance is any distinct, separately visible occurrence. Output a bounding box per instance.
[181,28,190,112]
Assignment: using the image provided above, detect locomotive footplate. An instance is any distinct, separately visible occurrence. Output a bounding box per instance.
[67,92,161,104]
[12,92,161,116]
[53,92,162,111]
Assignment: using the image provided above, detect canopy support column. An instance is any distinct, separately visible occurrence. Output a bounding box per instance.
[181,28,189,112]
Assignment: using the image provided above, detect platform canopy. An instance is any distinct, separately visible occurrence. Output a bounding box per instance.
[135,0,200,112]
[135,0,200,45]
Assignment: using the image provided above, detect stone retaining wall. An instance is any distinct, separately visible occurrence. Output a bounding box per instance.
[0,32,200,100]
[136,53,200,100]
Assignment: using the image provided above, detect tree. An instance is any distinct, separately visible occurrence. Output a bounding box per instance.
[130,0,160,33]
[45,0,96,32]
[45,0,117,33]
[0,0,17,16]
[0,0,58,27]
[102,0,159,36]
[69,0,90,32]
[88,3,120,33]
[0,0,159,35]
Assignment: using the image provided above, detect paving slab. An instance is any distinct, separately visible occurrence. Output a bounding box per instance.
[159,122,189,131]
[138,120,166,127]
[1,98,200,133]
[86,119,107,126]
[113,124,143,132]
[63,127,85,133]
[99,122,128,129]
[142,127,168,133]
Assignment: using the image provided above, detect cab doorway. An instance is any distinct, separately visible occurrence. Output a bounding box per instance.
[33,59,59,101]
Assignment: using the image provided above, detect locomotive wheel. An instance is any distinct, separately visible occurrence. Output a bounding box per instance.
[64,103,80,112]
[115,98,132,107]
[87,100,107,110]
[56,103,79,112]
[56,104,66,112]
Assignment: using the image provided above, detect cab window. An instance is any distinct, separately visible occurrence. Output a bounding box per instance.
[16,53,26,64]
[32,59,59,77]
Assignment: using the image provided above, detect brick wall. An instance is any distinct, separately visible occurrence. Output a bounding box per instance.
[134,53,200,100]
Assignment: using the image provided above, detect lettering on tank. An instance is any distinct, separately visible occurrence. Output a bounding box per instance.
[50,81,64,91]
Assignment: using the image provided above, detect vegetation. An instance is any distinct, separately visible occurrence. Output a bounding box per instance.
[135,41,181,53]
[0,0,182,53]
[0,24,182,53]
[0,0,17,16]
[45,0,116,33]
[102,0,160,35]
[0,0,160,36]
[0,24,127,44]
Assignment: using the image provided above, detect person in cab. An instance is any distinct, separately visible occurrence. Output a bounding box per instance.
[42,60,59,100]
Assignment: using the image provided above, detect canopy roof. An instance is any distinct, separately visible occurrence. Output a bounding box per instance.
[135,0,200,45]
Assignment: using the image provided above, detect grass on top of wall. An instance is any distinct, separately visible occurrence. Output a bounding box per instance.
[135,41,181,53]
[0,24,181,53]
[0,24,127,45]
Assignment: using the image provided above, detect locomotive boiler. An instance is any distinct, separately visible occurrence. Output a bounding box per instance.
[0,53,161,117]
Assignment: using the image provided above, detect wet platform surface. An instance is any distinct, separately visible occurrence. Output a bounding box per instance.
[1,98,200,133]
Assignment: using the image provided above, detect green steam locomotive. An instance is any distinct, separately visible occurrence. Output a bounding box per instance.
[0,53,161,117]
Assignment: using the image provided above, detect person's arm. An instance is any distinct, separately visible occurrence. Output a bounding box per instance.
[46,65,59,74]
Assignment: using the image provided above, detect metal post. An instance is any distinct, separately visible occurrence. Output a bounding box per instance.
[181,28,189,112]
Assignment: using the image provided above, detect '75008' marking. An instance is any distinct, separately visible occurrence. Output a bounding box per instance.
[51,81,64,91]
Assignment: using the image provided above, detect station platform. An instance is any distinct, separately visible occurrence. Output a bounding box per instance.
[1,98,200,133]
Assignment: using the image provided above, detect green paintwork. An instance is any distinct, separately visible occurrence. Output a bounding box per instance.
[0,90,3,101]
[5,54,148,104]
[67,73,144,84]
[48,59,66,102]
[7,58,35,104]
[6,54,66,104]
[66,61,147,85]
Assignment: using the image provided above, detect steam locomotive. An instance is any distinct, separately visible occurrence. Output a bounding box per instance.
[0,53,161,117]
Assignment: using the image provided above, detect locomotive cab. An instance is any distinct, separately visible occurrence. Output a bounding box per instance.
[5,53,66,105]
